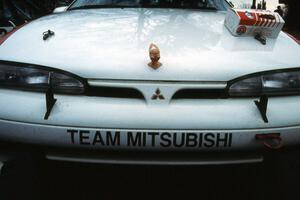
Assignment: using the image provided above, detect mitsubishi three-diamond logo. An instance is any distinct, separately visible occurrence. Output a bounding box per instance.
[151,88,165,100]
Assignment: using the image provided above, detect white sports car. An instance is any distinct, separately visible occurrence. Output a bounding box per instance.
[0,0,300,165]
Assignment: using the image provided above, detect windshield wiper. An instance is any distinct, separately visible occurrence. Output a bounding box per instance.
[68,4,139,11]
[179,6,217,10]
[68,2,218,11]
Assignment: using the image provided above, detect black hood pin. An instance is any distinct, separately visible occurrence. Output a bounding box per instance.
[43,30,55,41]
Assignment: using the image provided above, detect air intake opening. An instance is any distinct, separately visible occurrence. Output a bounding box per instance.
[172,89,228,99]
[86,86,144,99]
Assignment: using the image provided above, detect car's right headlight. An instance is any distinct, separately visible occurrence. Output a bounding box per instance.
[0,62,85,94]
[228,69,300,97]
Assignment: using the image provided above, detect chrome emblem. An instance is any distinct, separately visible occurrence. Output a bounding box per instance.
[151,88,165,100]
[148,43,162,69]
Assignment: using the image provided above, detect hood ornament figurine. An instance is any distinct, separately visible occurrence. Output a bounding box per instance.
[148,43,162,69]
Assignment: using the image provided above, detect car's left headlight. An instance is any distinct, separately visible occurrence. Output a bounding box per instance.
[0,62,85,94]
[228,69,300,97]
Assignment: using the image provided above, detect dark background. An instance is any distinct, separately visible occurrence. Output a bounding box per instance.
[279,0,300,35]
[1,150,300,200]
[0,0,72,26]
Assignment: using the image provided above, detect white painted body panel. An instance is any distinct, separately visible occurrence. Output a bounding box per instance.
[0,8,299,81]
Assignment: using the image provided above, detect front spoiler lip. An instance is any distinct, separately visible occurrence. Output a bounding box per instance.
[1,118,300,152]
[45,151,264,166]
[0,141,265,165]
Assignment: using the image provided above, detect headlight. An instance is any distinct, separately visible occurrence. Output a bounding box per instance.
[0,62,85,94]
[229,70,300,97]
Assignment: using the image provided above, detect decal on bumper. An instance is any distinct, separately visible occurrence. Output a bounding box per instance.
[67,130,232,149]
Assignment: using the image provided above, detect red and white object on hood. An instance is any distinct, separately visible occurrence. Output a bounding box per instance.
[225,9,285,39]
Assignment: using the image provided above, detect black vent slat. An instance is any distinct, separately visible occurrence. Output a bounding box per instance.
[173,89,228,99]
[86,86,144,99]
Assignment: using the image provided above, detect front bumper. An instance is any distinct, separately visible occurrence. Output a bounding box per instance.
[1,118,300,151]
[1,89,300,164]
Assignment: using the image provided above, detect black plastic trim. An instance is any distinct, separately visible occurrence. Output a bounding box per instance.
[86,86,145,99]
[172,89,228,99]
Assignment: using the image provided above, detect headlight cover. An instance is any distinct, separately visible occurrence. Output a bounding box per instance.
[0,62,85,94]
[229,70,300,97]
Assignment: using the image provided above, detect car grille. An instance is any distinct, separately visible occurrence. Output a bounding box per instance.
[86,80,228,101]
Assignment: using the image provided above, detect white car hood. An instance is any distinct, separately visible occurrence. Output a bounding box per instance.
[0,8,300,81]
